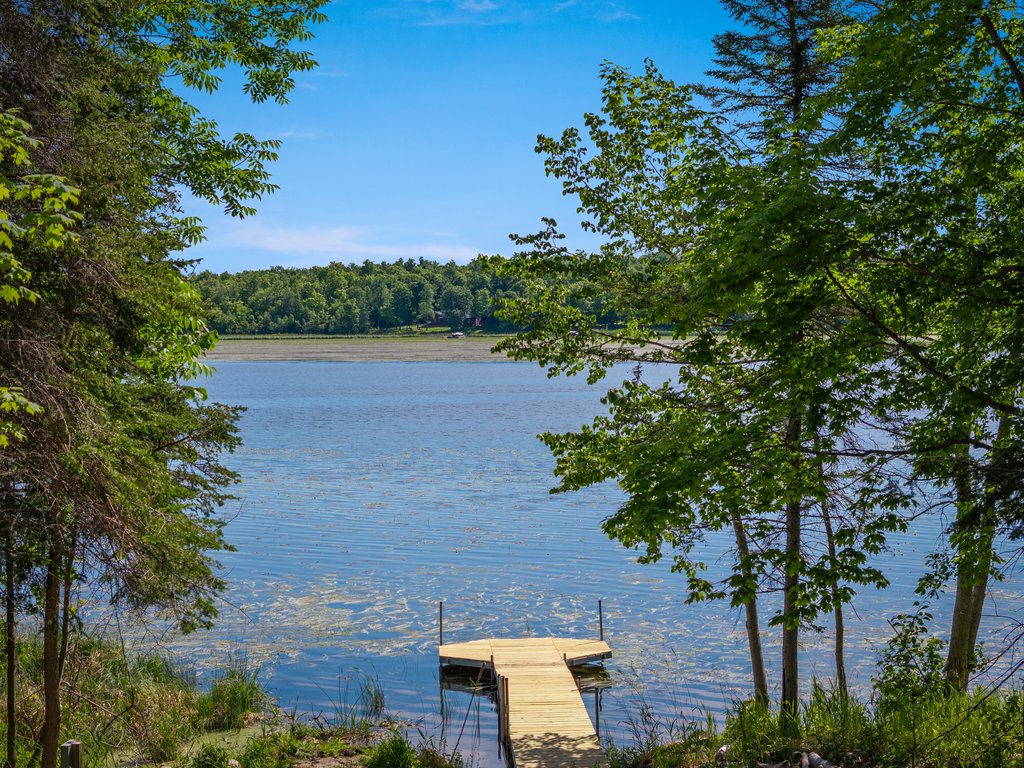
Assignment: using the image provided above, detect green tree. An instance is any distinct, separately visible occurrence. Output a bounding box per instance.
[471,288,491,324]
[438,284,471,331]
[0,110,79,448]
[417,281,437,325]
[0,0,325,760]
[495,59,899,724]
[816,0,1024,691]
[0,108,80,768]
[390,281,415,327]
[699,0,852,711]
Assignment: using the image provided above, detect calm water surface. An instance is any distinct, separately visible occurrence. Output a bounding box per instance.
[171,361,1022,763]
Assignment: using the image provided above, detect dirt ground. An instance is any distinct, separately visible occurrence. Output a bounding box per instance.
[203,335,515,363]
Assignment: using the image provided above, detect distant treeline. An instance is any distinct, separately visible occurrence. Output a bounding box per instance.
[192,258,622,335]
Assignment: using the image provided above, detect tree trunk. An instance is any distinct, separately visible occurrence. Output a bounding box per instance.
[964,526,993,655]
[944,445,982,691]
[820,488,847,696]
[40,550,61,768]
[5,527,16,768]
[56,534,75,686]
[731,513,769,703]
[780,412,802,735]
[944,406,1007,691]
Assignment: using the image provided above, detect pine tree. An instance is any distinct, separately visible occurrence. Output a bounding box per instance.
[700,0,851,725]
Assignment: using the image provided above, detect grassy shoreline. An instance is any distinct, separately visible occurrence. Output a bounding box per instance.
[204,335,514,363]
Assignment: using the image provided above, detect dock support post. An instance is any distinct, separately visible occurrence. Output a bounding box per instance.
[438,600,444,723]
[496,671,503,760]
[502,676,510,753]
[598,599,603,641]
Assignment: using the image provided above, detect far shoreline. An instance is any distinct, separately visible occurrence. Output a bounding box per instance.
[204,334,517,363]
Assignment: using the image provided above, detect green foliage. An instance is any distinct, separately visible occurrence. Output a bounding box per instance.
[0,109,80,448]
[875,609,948,713]
[191,258,547,335]
[358,673,386,721]
[357,733,464,768]
[1,0,325,758]
[495,59,905,699]
[602,699,716,768]
[603,684,1023,768]
[498,0,1024,720]
[801,681,874,759]
[363,734,416,768]
[872,687,1024,768]
[0,109,80,307]
[191,744,231,768]
[251,722,362,761]
[238,736,281,768]
[135,691,198,763]
[196,659,267,730]
[722,698,788,765]
[0,636,207,764]
[414,743,465,768]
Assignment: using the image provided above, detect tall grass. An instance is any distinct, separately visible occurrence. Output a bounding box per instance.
[196,656,267,730]
[602,681,1024,768]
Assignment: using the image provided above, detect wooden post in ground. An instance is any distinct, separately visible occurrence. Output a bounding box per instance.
[60,741,82,768]
[438,601,445,724]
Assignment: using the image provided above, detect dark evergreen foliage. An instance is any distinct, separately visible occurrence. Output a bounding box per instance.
[700,0,846,138]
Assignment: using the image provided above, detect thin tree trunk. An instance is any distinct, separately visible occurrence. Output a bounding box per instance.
[5,527,16,768]
[56,534,75,685]
[37,496,72,768]
[780,412,802,735]
[964,524,994,655]
[944,409,1008,690]
[40,550,60,768]
[820,486,847,696]
[731,513,769,703]
[944,445,980,691]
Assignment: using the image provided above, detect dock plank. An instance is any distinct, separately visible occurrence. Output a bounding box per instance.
[439,637,609,768]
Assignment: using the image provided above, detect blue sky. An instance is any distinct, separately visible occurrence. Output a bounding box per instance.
[186,0,731,274]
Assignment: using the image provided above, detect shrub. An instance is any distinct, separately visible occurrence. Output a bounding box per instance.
[801,680,875,760]
[239,736,279,768]
[133,686,197,762]
[722,698,787,765]
[196,658,266,730]
[191,744,230,768]
[363,734,416,768]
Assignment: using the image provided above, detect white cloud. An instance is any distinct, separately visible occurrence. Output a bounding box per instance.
[295,70,349,91]
[222,222,482,264]
[388,0,636,26]
[275,129,323,140]
[599,6,638,21]
[458,0,498,11]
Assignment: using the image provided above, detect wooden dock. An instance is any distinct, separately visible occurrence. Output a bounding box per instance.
[439,637,611,768]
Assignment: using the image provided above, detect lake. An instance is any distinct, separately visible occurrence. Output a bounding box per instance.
[176,360,1021,763]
